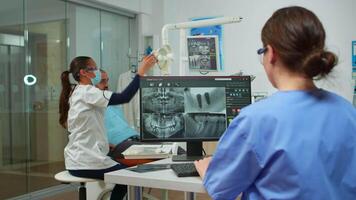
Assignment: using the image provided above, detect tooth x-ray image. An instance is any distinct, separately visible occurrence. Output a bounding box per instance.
[141,87,185,113]
[184,87,226,113]
[142,113,185,139]
[141,87,185,139]
[140,76,251,141]
[141,86,227,139]
[187,36,219,71]
[184,113,226,138]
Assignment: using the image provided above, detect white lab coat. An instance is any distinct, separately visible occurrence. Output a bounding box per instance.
[64,84,117,170]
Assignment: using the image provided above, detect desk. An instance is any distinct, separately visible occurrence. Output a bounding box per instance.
[104,158,206,200]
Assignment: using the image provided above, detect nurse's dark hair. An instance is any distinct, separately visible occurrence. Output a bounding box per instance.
[59,56,92,129]
[261,6,338,79]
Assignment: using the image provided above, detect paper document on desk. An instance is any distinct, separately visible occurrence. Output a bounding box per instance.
[122,144,172,159]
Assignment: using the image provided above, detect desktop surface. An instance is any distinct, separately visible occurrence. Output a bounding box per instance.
[104,158,206,193]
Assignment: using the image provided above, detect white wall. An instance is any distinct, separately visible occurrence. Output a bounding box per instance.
[0,0,65,27]
[92,0,152,14]
[160,0,356,101]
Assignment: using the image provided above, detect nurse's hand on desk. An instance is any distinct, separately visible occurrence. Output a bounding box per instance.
[194,157,212,179]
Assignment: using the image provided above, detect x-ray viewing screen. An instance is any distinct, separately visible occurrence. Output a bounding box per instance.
[140,76,251,141]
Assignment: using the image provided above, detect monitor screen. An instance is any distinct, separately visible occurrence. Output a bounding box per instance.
[139,76,251,142]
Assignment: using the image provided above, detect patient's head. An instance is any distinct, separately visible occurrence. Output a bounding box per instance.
[96,69,109,90]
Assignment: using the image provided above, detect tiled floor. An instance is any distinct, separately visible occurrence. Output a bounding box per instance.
[42,190,77,200]
[0,161,65,199]
[43,188,213,200]
[44,188,241,200]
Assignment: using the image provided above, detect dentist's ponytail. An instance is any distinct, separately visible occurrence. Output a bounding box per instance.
[59,70,71,128]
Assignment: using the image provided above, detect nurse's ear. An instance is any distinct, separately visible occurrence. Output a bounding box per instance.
[266,45,277,65]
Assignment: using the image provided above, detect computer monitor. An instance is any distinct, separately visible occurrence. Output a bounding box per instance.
[139,76,251,161]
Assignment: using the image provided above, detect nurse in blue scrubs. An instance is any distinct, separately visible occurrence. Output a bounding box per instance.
[194,6,356,200]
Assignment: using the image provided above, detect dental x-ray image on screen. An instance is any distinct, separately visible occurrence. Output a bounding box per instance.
[141,87,185,139]
[184,87,226,113]
[141,86,227,140]
[142,113,185,139]
[141,87,226,139]
[140,76,252,142]
[184,113,226,138]
[183,87,227,138]
[141,87,185,113]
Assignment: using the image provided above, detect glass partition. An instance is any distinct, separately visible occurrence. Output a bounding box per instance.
[0,0,135,198]
[101,12,130,92]
[26,0,68,192]
[67,3,101,64]
[0,0,27,198]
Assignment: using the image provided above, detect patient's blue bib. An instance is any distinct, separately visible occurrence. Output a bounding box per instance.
[105,105,138,145]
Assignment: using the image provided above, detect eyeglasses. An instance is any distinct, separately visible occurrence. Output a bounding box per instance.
[85,66,98,72]
[257,47,267,64]
[257,47,267,55]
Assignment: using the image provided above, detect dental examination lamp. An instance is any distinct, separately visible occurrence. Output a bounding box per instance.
[153,17,242,75]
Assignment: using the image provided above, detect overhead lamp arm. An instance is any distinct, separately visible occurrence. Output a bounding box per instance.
[161,17,242,45]
[153,17,243,75]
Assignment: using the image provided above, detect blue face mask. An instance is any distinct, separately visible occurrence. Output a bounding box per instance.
[90,69,101,86]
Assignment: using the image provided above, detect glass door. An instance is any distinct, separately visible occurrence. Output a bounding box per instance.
[0,0,137,198]
[0,1,28,199]
[0,38,28,199]
[0,0,68,198]
[101,11,131,92]
[26,0,68,193]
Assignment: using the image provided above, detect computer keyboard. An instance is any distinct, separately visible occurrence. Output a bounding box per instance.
[170,163,199,177]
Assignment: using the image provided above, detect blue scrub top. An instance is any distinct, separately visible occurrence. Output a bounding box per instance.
[204,89,356,200]
[105,105,138,145]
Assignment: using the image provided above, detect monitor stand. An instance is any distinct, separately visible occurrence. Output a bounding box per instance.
[172,141,204,162]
